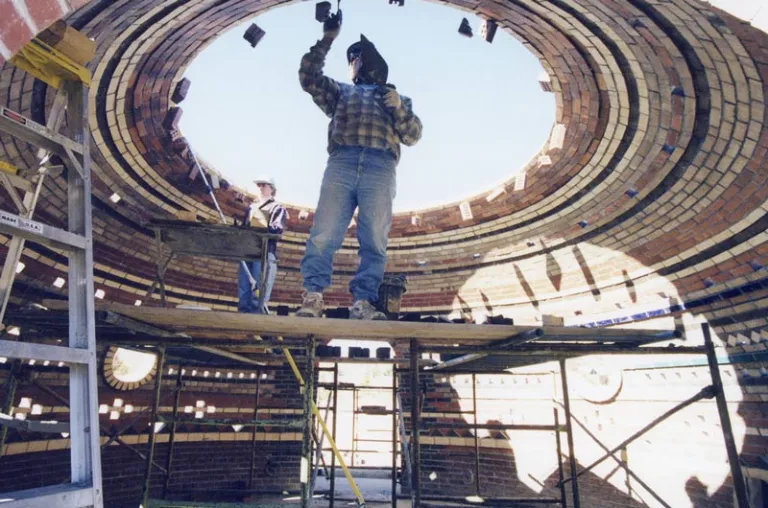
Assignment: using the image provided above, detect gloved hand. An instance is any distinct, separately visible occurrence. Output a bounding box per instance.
[323,10,342,40]
[383,88,401,110]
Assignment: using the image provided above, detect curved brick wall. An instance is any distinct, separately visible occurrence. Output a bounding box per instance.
[1,1,768,507]
[0,0,765,319]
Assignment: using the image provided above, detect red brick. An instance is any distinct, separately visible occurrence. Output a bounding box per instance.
[26,1,64,35]
[66,0,91,9]
[0,0,34,55]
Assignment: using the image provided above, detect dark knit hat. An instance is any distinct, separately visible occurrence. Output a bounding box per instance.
[346,34,388,86]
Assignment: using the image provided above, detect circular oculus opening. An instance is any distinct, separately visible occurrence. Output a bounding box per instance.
[179,1,554,213]
[103,346,158,391]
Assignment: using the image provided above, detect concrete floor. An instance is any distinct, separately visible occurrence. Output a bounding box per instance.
[248,469,409,508]
[314,470,401,504]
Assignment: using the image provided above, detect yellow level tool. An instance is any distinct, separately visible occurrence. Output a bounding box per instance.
[0,160,18,176]
[282,345,366,507]
[10,38,90,88]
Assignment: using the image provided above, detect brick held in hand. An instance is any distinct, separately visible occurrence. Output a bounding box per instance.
[315,2,331,22]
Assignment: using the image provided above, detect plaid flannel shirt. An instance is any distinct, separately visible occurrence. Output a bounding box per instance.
[299,37,422,161]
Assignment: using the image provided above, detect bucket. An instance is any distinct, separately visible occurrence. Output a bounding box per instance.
[376,274,408,318]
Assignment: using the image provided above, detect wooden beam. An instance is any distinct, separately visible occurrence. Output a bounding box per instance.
[100,311,184,338]
[42,300,678,345]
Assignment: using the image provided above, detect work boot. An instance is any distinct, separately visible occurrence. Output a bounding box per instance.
[296,291,324,318]
[350,300,387,320]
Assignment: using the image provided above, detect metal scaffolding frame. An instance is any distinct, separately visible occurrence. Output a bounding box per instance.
[315,367,408,508]
[414,323,749,508]
[0,39,103,508]
[1,292,751,508]
[115,347,361,508]
[138,360,306,506]
[399,366,567,508]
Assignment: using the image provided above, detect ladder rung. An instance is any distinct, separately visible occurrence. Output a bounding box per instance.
[0,340,92,365]
[0,483,94,508]
[0,106,85,160]
[0,209,86,251]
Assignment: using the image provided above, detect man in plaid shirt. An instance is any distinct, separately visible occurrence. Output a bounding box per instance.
[296,22,422,320]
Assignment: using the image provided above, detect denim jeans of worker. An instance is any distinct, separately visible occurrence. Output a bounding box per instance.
[238,253,277,313]
[301,145,397,302]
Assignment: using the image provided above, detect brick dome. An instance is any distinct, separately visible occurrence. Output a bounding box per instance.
[0,0,765,321]
[1,1,767,507]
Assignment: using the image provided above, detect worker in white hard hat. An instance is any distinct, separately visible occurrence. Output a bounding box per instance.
[237,176,287,314]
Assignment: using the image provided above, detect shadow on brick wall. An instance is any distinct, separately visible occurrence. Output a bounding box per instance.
[394,351,657,506]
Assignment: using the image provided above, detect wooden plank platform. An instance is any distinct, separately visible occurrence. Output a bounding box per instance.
[42,300,678,346]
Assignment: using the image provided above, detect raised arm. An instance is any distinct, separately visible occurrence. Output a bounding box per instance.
[299,36,341,118]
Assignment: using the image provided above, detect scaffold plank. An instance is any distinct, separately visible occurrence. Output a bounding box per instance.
[42,300,680,345]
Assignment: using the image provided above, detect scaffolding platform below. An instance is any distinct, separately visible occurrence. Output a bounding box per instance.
[36,300,681,347]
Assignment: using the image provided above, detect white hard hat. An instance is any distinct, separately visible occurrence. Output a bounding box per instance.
[253,175,276,189]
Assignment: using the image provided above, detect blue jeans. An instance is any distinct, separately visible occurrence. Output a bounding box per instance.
[238,253,277,313]
[301,146,397,302]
